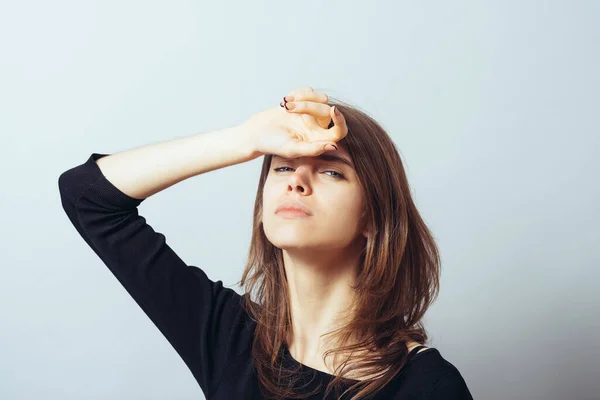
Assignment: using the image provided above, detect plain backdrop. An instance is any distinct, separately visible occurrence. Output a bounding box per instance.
[1,1,598,399]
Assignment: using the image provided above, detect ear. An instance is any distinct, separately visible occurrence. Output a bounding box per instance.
[360,211,377,239]
[362,227,377,239]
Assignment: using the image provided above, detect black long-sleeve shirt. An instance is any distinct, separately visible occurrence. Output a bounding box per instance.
[58,152,474,399]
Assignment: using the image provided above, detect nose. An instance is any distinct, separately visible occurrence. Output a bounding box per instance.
[286,166,311,195]
[289,183,305,193]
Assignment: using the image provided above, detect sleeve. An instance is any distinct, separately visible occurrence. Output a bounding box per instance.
[427,371,474,400]
[57,152,245,397]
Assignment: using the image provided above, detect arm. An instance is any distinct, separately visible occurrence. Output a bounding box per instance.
[94,125,260,200]
[57,125,260,396]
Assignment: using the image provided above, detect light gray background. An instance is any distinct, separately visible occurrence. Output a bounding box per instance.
[1,1,598,399]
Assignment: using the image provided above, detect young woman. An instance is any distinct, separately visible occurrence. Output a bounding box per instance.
[58,87,473,399]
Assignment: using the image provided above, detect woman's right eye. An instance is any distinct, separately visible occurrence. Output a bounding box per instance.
[273,167,293,172]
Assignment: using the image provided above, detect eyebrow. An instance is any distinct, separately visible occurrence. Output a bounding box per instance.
[273,154,354,169]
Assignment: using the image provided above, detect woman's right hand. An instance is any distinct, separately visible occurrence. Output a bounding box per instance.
[241,87,348,159]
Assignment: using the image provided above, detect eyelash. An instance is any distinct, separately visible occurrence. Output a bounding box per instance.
[272,166,345,180]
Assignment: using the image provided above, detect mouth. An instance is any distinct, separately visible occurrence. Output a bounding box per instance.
[275,200,313,217]
[275,208,312,218]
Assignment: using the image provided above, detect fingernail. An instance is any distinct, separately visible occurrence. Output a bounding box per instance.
[333,106,340,117]
[324,144,338,151]
[284,95,295,102]
[285,102,295,110]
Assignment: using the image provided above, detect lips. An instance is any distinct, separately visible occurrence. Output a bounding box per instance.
[275,200,313,216]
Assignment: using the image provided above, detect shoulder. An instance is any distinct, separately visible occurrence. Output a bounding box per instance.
[425,369,473,399]
[388,347,473,399]
[406,340,431,354]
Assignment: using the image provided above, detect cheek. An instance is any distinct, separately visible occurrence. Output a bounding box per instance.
[261,185,280,223]
[345,196,366,230]
[261,184,275,212]
[334,189,363,212]
[323,193,364,229]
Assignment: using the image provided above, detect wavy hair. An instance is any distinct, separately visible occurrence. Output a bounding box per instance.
[236,97,441,399]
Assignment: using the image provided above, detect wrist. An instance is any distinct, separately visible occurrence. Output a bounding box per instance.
[231,123,264,161]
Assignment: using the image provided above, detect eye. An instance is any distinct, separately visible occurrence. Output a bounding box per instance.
[273,166,293,173]
[324,170,345,179]
[272,167,345,180]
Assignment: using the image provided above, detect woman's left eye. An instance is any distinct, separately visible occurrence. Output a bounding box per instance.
[324,170,345,179]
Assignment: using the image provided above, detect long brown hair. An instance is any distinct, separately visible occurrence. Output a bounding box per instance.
[237,97,441,399]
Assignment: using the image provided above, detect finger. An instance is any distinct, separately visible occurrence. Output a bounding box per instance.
[284,100,331,129]
[284,139,339,158]
[329,106,348,140]
[285,90,328,104]
[284,101,330,118]
[285,87,318,102]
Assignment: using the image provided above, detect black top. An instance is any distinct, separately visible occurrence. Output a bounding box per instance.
[58,152,474,399]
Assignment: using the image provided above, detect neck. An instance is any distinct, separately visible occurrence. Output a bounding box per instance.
[282,243,363,365]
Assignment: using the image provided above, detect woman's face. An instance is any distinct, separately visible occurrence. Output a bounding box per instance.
[262,146,367,252]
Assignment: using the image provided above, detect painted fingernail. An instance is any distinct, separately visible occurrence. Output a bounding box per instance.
[280,101,285,107]
[285,102,295,110]
[284,95,295,102]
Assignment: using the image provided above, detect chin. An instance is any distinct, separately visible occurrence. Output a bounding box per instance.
[272,243,315,252]
[264,230,315,250]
